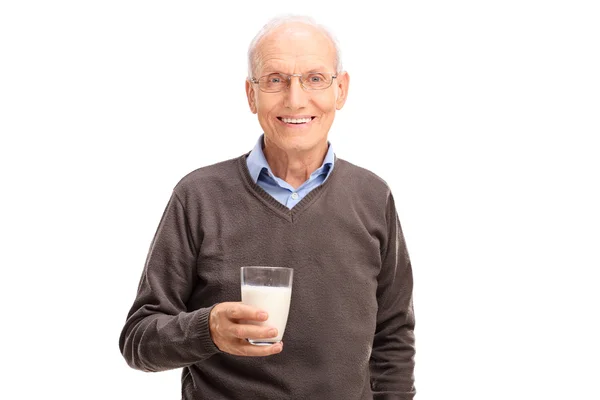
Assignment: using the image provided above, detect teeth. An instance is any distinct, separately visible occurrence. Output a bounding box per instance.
[281,117,312,124]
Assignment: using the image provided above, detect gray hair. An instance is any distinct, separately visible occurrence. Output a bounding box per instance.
[247,15,343,79]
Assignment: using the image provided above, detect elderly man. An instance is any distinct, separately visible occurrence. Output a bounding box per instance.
[120,15,416,399]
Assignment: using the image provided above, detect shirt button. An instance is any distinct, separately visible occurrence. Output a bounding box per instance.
[291,192,299,200]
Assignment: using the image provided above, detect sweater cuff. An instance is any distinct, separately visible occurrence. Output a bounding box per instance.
[193,306,221,357]
[373,393,415,400]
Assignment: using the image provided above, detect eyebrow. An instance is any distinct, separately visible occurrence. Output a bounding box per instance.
[306,68,329,73]
[260,67,330,75]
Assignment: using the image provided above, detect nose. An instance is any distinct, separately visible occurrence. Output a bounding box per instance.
[283,75,308,110]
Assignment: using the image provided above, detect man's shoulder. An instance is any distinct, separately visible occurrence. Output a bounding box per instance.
[173,154,245,196]
[336,158,391,195]
[333,158,397,219]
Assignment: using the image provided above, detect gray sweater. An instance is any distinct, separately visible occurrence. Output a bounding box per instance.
[119,154,416,399]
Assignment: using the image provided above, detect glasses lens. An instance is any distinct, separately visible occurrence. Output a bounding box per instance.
[303,73,332,90]
[259,73,287,92]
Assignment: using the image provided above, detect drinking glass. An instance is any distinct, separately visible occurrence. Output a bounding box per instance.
[240,266,293,345]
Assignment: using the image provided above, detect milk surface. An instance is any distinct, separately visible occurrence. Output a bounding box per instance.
[241,285,292,343]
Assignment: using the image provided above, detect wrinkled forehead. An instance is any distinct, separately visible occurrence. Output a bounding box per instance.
[254,24,336,76]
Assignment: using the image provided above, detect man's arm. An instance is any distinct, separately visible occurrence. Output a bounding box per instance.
[118,191,220,372]
[119,191,283,372]
[370,192,416,399]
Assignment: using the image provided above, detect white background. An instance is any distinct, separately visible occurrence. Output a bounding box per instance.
[1,1,598,399]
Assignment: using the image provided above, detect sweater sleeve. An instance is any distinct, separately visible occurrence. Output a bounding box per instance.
[119,191,220,372]
[370,192,416,399]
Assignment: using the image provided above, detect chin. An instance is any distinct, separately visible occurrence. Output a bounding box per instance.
[283,135,322,150]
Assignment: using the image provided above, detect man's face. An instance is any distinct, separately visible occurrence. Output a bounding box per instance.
[245,23,349,154]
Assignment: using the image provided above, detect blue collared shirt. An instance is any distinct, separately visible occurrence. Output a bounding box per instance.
[246,135,335,209]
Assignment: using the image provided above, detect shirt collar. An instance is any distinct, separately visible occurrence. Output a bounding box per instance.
[246,134,335,184]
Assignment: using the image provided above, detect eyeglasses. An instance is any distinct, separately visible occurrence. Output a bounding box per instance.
[250,72,337,93]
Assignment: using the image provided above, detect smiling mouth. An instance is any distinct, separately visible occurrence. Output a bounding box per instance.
[277,116,316,125]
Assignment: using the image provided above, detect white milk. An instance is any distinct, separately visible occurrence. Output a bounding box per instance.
[241,285,292,344]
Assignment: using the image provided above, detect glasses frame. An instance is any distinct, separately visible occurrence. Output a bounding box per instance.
[250,72,338,93]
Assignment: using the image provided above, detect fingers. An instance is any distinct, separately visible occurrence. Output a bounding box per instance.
[225,303,268,321]
[229,324,278,341]
[237,341,283,357]
[209,302,283,357]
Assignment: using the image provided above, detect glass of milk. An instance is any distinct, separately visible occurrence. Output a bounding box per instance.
[241,266,293,345]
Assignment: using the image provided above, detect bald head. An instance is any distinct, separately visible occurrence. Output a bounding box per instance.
[243,15,350,167]
[247,15,343,79]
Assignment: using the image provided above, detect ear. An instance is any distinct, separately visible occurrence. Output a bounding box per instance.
[245,79,257,114]
[335,71,350,110]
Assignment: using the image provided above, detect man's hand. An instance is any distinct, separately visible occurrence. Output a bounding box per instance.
[209,302,283,356]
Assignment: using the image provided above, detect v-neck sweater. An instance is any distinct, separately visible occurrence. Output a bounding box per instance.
[246,134,335,208]
[119,154,416,399]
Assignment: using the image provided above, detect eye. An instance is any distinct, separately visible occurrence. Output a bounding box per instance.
[267,74,284,83]
[309,74,324,82]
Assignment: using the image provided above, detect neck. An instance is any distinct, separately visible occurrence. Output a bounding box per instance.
[263,138,328,190]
